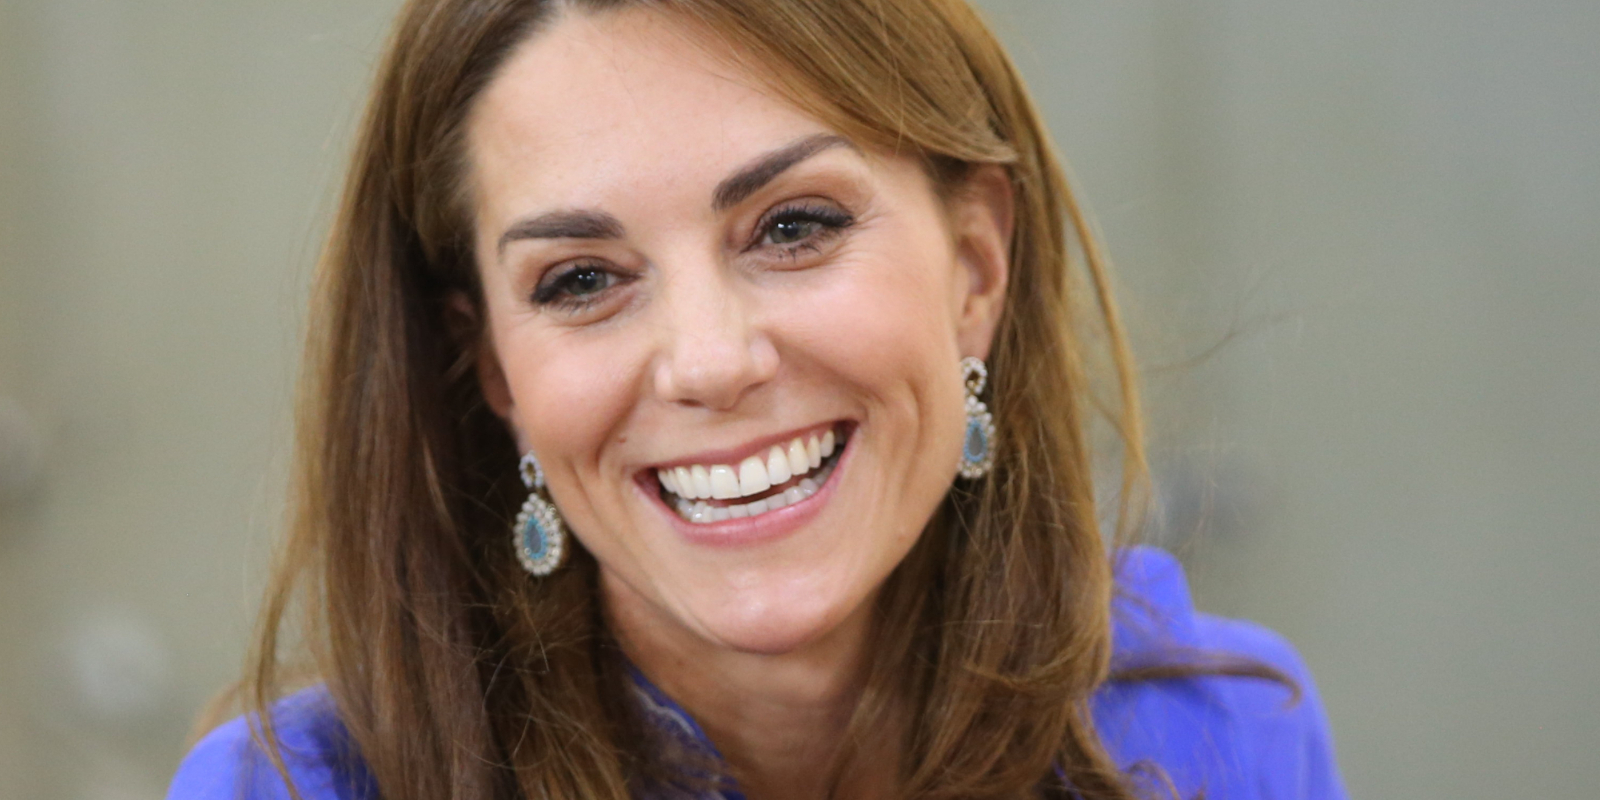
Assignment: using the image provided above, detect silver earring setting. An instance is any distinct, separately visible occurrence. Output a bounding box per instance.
[958,356,996,479]
[514,452,567,576]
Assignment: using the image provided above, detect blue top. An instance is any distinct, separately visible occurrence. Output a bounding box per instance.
[167,548,1346,799]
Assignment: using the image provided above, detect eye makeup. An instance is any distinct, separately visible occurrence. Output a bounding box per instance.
[531,260,635,311]
[748,201,856,260]
[524,194,859,313]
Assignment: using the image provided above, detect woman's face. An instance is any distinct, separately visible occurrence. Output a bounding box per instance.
[467,8,1010,656]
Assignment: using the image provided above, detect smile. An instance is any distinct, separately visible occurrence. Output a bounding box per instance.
[654,425,850,524]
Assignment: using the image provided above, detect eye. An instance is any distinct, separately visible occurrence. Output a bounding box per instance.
[768,217,822,245]
[532,262,627,310]
[560,267,609,296]
[754,203,855,255]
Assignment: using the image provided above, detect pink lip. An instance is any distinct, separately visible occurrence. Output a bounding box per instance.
[644,420,846,472]
[636,428,854,548]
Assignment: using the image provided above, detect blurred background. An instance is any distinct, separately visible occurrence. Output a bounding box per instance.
[0,0,1595,797]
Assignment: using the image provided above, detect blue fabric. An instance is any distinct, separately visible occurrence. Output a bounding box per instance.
[167,547,1345,799]
[1093,548,1347,799]
[167,684,376,800]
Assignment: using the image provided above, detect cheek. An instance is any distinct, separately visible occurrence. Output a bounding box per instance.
[767,219,970,533]
[783,222,966,407]
[501,330,644,487]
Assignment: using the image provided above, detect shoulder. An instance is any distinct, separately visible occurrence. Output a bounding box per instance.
[167,686,375,800]
[1091,546,1348,800]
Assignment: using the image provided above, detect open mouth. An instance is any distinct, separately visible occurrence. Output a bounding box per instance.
[653,423,851,524]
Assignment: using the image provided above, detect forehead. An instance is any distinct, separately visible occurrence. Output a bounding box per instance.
[466,8,830,214]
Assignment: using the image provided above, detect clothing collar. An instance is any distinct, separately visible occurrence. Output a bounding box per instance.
[627,664,745,800]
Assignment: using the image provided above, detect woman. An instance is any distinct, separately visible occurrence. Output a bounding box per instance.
[170,1,1344,798]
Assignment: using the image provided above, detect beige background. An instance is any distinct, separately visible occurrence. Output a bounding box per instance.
[1,1,1596,798]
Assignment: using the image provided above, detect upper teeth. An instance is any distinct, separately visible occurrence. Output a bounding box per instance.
[657,429,836,500]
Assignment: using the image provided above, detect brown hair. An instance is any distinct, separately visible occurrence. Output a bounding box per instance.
[246,1,1190,798]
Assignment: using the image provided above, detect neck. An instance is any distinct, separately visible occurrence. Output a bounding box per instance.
[603,578,896,800]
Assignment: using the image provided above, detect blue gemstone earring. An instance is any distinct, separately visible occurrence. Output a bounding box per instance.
[514,452,567,576]
[958,356,996,479]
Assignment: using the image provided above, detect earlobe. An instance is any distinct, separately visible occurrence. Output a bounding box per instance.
[952,165,1014,360]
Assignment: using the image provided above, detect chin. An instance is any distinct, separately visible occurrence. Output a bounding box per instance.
[694,579,866,656]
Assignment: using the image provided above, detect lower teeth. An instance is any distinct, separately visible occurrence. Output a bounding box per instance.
[673,455,838,524]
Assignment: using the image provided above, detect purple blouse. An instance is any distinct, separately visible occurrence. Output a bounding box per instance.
[167,547,1346,799]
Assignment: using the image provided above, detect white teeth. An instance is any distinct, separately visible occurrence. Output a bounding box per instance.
[661,430,839,501]
[738,455,771,496]
[709,465,741,499]
[659,428,848,523]
[690,466,713,500]
[766,446,791,485]
[667,451,835,525]
[787,440,809,476]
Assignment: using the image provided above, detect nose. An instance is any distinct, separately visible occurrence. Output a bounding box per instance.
[652,266,778,411]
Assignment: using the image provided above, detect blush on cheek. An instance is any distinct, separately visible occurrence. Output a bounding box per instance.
[510,337,642,482]
[802,246,965,387]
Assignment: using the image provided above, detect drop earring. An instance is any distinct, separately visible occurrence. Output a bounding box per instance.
[514,451,567,576]
[958,356,996,479]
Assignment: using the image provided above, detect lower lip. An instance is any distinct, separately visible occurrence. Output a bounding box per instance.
[642,435,852,548]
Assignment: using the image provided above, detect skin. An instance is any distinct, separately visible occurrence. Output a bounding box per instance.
[466,8,1012,798]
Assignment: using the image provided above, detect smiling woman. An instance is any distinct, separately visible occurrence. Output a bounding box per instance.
[166,2,1344,800]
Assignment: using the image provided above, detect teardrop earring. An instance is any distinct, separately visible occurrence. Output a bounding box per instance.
[513,451,567,576]
[958,356,996,479]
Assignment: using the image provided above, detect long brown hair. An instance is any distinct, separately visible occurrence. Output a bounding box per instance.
[246,1,1169,798]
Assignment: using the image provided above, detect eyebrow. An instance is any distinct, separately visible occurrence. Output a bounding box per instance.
[711,133,856,212]
[495,133,855,258]
[497,209,624,257]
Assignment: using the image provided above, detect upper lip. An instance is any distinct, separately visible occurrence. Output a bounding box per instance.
[642,420,846,472]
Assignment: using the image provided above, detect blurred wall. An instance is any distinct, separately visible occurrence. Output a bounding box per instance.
[978,1,1600,797]
[0,2,402,797]
[0,1,1595,799]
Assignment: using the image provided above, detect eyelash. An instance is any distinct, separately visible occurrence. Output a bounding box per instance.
[529,202,856,311]
[532,260,625,312]
[749,202,856,257]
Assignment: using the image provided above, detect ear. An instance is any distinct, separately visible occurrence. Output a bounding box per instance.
[448,292,519,429]
[948,164,1014,361]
